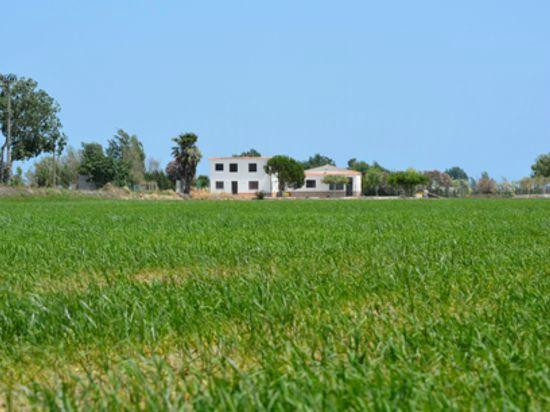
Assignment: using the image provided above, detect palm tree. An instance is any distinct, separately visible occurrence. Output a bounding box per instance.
[171,133,202,194]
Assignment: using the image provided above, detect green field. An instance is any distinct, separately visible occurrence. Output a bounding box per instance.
[0,197,548,410]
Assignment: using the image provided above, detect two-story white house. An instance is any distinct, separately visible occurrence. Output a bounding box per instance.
[209,156,277,195]
[209,157,362,197]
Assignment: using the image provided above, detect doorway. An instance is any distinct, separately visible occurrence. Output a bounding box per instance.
[231,181,238,194]
[346,177,353,196]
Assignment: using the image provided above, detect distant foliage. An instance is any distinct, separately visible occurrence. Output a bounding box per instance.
[144,170,174,191]
[347,158,370,174]
[362,168,384,196]
[388,169,428,196]
[424,170,452,196]
[234,148,261,157]
[476,172,498,194]
[445,166,468,181]
[301,154,335,169]
[450,179,470,197]
[518,176,550,194]
[195,175,210,189]
[79,143,114,187]
[531,153,550,177]
[106,129,146,187]
[9,166,24,187]
[25,147,80,188]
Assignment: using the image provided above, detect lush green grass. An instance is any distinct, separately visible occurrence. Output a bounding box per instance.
[0,197,548,410]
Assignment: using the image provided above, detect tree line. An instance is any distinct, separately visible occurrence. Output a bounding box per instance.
[1,74,549,196]
[24,131,209,194]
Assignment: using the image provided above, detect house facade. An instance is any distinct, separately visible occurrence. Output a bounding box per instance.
[209,157,362,197]
[294,164,362,197]
[209,157,277,195]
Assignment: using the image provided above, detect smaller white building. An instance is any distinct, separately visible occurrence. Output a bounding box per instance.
[293,165,362,197]
[209,156,277,195]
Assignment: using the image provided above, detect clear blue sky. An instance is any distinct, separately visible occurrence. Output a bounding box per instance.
[2,1,549,180]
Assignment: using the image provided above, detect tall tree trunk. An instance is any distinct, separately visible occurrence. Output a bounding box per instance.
[278,178,284,197]
[52,139,57,187]
[0,141,5,182]
[4,81,12,182]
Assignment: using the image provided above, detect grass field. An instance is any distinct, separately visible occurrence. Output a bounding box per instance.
[0,197,548,410]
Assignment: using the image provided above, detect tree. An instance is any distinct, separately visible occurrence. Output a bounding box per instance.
[347,158,370,174]
[234,148,261,157]
[195,175,210,189]
[476,171,497,194]
[165,160,179,184]
[143,157,175,191]
[424,170,452,196]
[79,143,114,187]
[59,147,81,188]
[146,157,160,173]
[372,161,390,173]
[0,75,65,182]
[106,129,145,187]
[264,155,305,195]
[145,169,174,191]
[28,156,56,187]
[171,133,202,194]
[10,166,23,187]
[518,176,550,195]
[445,166,468,181]
[531,153,550,177]
[363,168,384,196]
[301,153,335,170]
[322,175,348,185]
[450,179,470,197]
[387,169,428,196]
[26,147,80,188]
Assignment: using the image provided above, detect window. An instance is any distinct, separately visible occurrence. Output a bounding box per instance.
[306,179,316,188]
[215,181,224,189]
[329,183,344,191]
[229,163,238,172]
[248,163,257,172]
[248,181,259,190]
[215,163,224,171]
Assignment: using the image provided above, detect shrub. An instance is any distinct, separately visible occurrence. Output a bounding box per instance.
[255,191,266,200]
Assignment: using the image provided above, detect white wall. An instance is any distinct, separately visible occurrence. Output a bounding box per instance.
[209,157,276,194]
[353,174,362,193]
[294,174,362,195]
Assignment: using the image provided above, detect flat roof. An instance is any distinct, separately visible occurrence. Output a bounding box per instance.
[305,170,361,176]
[305,164,361,176]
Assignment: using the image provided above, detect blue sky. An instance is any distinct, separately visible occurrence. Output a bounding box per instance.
[2,1,549,180]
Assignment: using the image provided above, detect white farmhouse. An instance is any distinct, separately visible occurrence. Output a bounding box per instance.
[209,156,277,195]
[209,157,362,197]
[294,164,362,197]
